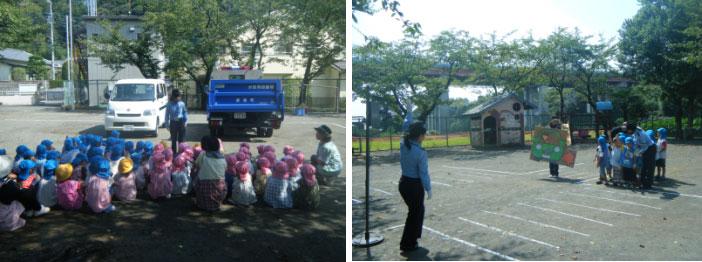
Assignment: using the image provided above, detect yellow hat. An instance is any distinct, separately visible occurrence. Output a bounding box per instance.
[118,158,134,174]
[56,164,74,182]
[160,140,170,149]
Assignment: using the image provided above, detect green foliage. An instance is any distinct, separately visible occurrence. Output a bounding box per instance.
[351,0,421,36]
[11,67,26,81]
[27,55,48,80]
[91,19,162,78]
[235,0,290,69]
[611,84,660,122]
[472,32,543,95]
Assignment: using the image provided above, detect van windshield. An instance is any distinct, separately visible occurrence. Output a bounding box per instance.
[111,84,155,101]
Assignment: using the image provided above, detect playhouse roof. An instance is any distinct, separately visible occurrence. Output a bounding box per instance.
[462,93,536,116]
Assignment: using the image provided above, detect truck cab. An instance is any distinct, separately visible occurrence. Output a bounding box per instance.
[104,79,168,137]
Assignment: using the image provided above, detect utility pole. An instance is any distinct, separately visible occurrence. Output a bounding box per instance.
[47,0,55,80]
[65,15,70,83]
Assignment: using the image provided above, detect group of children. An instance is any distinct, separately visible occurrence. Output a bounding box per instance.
[595,127,668,187]
[0,127,338,232]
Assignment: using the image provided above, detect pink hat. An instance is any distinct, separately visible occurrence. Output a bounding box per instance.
[263,151,276,165]
[284,156,298,174]
[151,152,167,172]
[164,148,174,162]
[183,148,194,161]
[178,142,190,153]
[235,152,248,162]
[226,154,237,175]
[273,161,288,179]
[257,145,266,155]
[263,145,275,154]
[239,147,251,158]
[283,145,295,156]
[240,142,250,150]
[291,151,304,167]
[173,154,187,173]
[256,157,270,170]
[301,163,317,187]
[154,143,165,154]
[235,161,249,181]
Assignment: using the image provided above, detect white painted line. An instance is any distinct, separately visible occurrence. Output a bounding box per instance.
[385,224,405,231]
[422,226,518,261]
[578,177,600,183]
[435,168,495,180]
[352,199,363,204]
[481,210,590,237]
[522,163,585,175]
[536,198,640,217]
[432,181,453,187]
[442,165,519,175]
[452,179,475,183]
[560,192,662,210]
[331,123,346,129]
[517,203,613,227]
[644,189,702,199]
[372,188,393,196]
[458,217,560,249]
[580,187,660,200]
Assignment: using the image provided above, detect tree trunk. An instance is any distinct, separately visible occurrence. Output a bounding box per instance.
[675,106,683,141]
[686,97,695,140]
[558,87,565,122]
[298,54,315,107]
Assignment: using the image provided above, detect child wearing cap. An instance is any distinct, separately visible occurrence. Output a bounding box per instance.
[133,153,149,191]
[595,136,612,185]
[254,157,272,200]
[264,161,292,209]
[36,159,59,208]
[86,159,116,213]
[56,163,83,210]
[71,153,89,181]
[229,161,257,206]
[171,154,192,196]
[293,164,320,210]
[621,137,637,186]
[285,157,301,194]
[225,154,237,200]
[194,136,227,211]
[113,158,137,202]
[60,137,80,164]
[148,152,173,200]
[311,125,343,186]
[610,134,625,186]
[655,128,668,180]
[282,145,295,158]
[109,143,126,178]
[0,155,26,231]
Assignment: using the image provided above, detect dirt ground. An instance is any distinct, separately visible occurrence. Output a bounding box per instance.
[0,106,346,262]
[352,142,702,261]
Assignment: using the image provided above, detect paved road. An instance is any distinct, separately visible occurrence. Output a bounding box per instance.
[352,143,702,260]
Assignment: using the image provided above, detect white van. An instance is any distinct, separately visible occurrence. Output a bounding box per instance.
[104,79,168,137]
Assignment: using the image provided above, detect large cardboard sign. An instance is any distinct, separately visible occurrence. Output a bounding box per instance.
[530,126,577,168]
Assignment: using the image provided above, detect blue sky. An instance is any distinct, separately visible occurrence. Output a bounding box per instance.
[351,0,642,116]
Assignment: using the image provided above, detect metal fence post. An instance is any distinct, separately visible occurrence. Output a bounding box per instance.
[445,117,449,147]
[389,134,392,153]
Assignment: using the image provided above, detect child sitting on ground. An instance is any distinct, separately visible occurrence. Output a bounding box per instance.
[294,163,320,210]
[282,145,295,158]
[254,157,271,200]
[56,163,83,210]
[132,153,148,191]
[113,158,137,202]
[595,136,611,185]
[194,136,227,211]
[229,161,257,206]
[148,152,173,200]
[225,154,237,199]
[265,161,292,209]
[36,159,58,208]
[86,159,116,213]
[171,154,191,195]
[70,153,88,181]
[285,157,301,193]
[109,143,125,178]
[656,128,668,180]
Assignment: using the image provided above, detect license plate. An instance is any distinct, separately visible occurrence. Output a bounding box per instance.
[123,125,134,131]
[232,113,246,119]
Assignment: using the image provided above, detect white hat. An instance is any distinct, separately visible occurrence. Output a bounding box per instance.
[0,155,12,179]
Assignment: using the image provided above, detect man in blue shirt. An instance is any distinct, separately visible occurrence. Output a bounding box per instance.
[165,89,188,154]
[625,122,656,189]
[399,122,431,252]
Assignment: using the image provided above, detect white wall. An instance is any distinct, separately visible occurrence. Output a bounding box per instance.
[0,95,34,105]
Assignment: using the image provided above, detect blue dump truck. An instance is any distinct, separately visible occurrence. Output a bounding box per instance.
[206,79,284,138]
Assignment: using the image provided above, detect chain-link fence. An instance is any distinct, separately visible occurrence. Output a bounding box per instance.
[352,116,471,154]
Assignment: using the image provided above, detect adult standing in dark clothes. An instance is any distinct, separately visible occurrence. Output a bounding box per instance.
[399,122,431,252]
[548,118,562,177]
[625,122,656,189]
[165,89,189,154]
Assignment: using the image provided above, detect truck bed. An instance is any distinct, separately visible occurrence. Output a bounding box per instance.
[207,79,284,112]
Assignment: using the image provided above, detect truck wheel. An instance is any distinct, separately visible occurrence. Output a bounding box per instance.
[264,128,273,137]
[257,128,265,137]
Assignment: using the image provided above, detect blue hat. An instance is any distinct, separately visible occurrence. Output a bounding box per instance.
[63,137,75,152]
[36,144,47,160]
[91,135,102,147]
[89,156,104,175]
[46,150,60,160]
[72,153,88,167]
[646,129,656,140]
[130,152,142,165]
[96,159,111,179]
[125,141,135,154]
[88,147,104,159]
[22,149,35,159]
[657,128,667,139]
[625,137,634,145]
[43,159,58,178]
[15,145,29,162]
[17,160,36,180]
[41,139,54,149]
[111,130,120,138]
[597,136,607,147]
[136,141,145,152]
[110,144,124,161]
[0,148,5,155]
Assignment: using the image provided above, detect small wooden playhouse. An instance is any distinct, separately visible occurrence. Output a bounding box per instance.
[463,93,535,146]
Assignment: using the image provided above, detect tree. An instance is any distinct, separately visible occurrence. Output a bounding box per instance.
[472,32,543,95]
[571,36,616,133]
[91,19,163,78]
[286,0,345,107]
[236,0,289,69]
[147,0,242,109]
[352,0,421,36]
[618,0,702,139]
[27,55,49,80]
[11,67,26,81]
[536,27,583,122]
